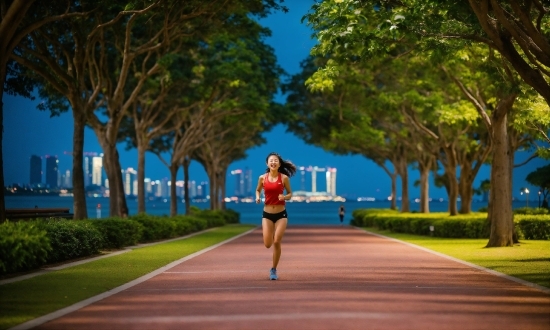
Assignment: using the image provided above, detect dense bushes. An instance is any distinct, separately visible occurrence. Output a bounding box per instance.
[0,222,50,274]
[91,218,143,248]
[513,207,549,215]
[515,215,550,240]
[352,209,549,240]
[0,208,240,275]
[37,219,104,264]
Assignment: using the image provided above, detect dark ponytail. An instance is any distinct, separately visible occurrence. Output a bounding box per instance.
[265,152,297,177]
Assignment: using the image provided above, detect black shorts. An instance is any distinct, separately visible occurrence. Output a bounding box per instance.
[263,210,288,223]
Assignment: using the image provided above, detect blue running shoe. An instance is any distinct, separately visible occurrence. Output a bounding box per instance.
[269,268,278,280]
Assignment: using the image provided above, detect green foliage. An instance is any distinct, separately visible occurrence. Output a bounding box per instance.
[352,208,550,240]
[37,219,104,264]
[515,215,550,240]
[513,207,549,215]
[91,217,144,248]
[0,222,51,275]
[128,214,177,242]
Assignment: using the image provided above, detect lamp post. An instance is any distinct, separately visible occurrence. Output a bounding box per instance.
[539,190,542,208]
[520,188,530,208]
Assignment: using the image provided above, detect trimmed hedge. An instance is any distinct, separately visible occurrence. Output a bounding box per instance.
[352,209,550,240]
[0,208,240,276]
[515,215,550,240]
[91,218,143,248]
[36,219,104,264]
[514,207,549,215]
[0,222,51,275]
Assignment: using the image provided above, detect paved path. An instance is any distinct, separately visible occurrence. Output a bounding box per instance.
[35,226,550,330]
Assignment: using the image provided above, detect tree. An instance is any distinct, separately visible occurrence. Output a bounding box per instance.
[1,0,91,221]
[302,0,547,246]
[525,164,550,207]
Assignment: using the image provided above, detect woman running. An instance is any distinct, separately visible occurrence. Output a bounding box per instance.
[255,152,296,280]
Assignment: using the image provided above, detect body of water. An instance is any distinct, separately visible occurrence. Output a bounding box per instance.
[5,195,532,225]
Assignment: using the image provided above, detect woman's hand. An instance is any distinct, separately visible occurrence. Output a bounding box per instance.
[256,197,261,204]
[278,194,285,201]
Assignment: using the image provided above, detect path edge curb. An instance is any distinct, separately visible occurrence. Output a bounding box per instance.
[8,226,259,330]
[356,227,550,295]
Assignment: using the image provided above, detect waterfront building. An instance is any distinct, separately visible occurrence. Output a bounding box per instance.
[144,178,152,197]
[189,180,197,198]
[45,155,58,188]
[92,154,103,186]
[29,155,42,185]
[124,167,137,196]
[231,169,244,197]
[326,167,337,196]
[245,168,253,196]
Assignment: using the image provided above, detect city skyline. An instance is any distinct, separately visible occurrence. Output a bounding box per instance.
[20,151,344,199]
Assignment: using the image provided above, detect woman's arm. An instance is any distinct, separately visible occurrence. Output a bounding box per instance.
[255,175,263,203]
[281,175,293,201]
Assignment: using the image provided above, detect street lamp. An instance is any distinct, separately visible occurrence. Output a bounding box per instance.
[539,190,542,208]
[520,187,530,208]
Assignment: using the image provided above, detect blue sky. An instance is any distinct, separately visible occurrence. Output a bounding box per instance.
[2,1,546,201]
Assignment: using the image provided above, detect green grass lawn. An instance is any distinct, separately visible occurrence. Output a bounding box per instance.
[0,224,255,330]
[363,227,550,289]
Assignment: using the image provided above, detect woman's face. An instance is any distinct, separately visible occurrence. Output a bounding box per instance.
[267,155,280,171]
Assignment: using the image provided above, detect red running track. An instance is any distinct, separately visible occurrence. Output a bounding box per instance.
[35,226,550,330]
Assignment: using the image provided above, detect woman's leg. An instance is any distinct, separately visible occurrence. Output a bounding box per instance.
[272,218,288,269]
[262,218,274,248]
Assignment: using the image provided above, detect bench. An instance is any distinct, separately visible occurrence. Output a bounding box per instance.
[5,208,74,220]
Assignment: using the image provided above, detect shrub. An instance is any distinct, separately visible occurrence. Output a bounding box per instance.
[128,214,176,242]
[514,215,550,240]
[0,221,51,274]
[91,217,143,248]
[37,219,103,263]
[222,209,240,224]
[351,208,398,227]
[514,207,549,215]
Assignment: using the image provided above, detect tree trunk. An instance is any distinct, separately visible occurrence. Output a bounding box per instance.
[458,167,475,214]
[390,173,397,210]
[71,109,88,219]
[398,160,410,213]
[0,68,6,222]
[183,157,191,215]
[419,162,430,213]
[113,149,128,217]
[136,142,146,214]
[169,162,178,216]
[220,171,227,210]
[446,166,459,216]
[486,99,514,247]
[101,146,119,216]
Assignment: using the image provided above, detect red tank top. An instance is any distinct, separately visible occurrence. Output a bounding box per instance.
[263,173,285,205]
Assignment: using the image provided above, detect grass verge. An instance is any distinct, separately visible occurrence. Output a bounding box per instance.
[362,227,550,289]
[0,224,255,330]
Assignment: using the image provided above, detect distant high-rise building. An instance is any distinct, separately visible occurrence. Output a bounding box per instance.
[64,169,72,188]
[84,152,97,187]
[160,178,169,198]
[124,167,137,196]
[244,168,253,196]
[231,169,244,196]
[326,167,337,196]
[45,155,58,188]
[299,166,306,191]
[29,155,42,185]
[189,180,197,198]
[176,180,184,198]
[144,178,152,197]
[92,154,103,186]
